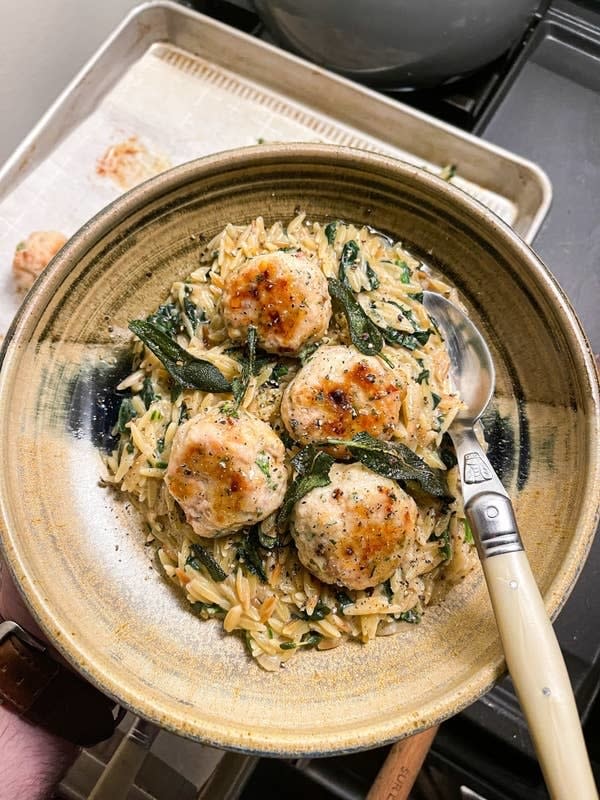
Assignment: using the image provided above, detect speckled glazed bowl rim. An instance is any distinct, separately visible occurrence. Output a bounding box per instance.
[1,144,599,755]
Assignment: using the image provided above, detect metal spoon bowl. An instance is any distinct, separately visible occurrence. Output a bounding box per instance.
[423,290,597,800]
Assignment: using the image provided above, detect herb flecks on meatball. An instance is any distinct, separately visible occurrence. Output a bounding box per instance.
[165,406,287,538]
[292,463,417,590]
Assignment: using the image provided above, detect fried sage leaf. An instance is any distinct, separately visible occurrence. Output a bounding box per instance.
[290,444,324,476]
[277,445,335,527]
[129,319,232,393]
[326,432,452,501]
[327,277,383,356]
[231,324,258,405]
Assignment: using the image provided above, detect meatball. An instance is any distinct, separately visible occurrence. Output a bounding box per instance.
[165,406,287,538]
[12,231,68,293]
[280,345,403,457]
[221,251,331,354]
[292,463,417,590]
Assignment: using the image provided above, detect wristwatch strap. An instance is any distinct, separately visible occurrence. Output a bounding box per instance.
[0,619,119,747]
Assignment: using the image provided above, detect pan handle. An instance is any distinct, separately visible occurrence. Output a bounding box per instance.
[366,725,439,800]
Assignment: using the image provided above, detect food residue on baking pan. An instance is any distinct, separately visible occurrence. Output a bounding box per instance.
[12,230,68,293]
[96,136,171,190]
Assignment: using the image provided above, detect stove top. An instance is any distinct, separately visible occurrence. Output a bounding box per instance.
[187,2,600,797]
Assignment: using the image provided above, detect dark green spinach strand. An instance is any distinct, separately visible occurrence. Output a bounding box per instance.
[324,220,338,246]
[117,398,136,432]
[236,527,267,583]
[366,263,380,290]
[231,325,258,405]
[339,240,360,288]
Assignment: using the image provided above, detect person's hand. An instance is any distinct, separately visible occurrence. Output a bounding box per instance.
[0,558,80,800]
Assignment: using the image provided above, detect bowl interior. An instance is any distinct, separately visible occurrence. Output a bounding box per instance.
[0,145,598,755]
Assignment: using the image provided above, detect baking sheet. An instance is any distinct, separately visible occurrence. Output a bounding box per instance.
[0,0,552,336]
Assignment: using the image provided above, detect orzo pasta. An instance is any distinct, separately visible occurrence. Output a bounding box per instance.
[104,214,477,670]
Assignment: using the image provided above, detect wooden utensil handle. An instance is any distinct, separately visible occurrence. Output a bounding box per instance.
[366,725,439,800]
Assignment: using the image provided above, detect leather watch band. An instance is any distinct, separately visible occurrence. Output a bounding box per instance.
[0,619,119,747]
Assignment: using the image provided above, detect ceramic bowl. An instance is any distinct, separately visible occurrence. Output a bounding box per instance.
[0,144,598,755]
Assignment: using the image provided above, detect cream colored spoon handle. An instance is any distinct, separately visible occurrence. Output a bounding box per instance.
[88,717,159,800]
[481,550,597,800]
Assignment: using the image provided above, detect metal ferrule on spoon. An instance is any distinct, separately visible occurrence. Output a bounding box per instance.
[423,291,598,800]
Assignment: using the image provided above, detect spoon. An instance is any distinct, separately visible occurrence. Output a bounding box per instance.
[423,291,598,800]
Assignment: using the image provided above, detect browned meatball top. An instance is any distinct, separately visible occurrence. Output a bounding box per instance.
[281,345,403,457]
[222,251,331,354]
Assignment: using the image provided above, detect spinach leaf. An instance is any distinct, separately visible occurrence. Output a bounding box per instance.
[440,163,457,181]
[431,392,442,409]
[129,319,231,393]
[141,376,156,409]
[325,432,453,502]
[439,432,457,469]
[409,291,424,304]
[295,601,331,622]
[327,277,383,356]
[236,527,267,583]
[147,302,181,337]
[464,519,475,545]
[415,369,430,384]
[396,260,412,284]
[335,590,353,614]
[277,446,335,527]
[257,528,279,549]
[298,342,319,365]
[191,601,225,617]
[179,401,189,423]
[366,263,380,291]
[438,527,452,561]
[183,297,205,332]
[117,397,136,432]
[267,362,289,388]
[300,632,323,648]
[399,608,421,624]
[379,326,432,351]
[187,542,227,582]
[339,240,360,288]
[231,325,258,405]
[324,221,338,246]
[280,430,295,449]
